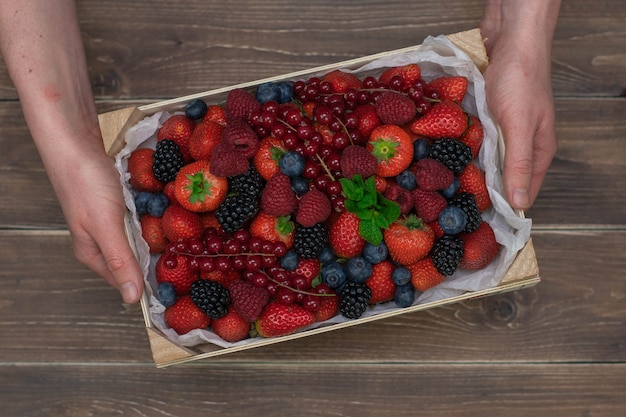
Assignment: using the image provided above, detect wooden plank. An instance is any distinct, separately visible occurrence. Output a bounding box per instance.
[0,364,624,417]
[1,230,624,364]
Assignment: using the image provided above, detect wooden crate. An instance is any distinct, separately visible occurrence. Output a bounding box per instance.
[99,28,539,368]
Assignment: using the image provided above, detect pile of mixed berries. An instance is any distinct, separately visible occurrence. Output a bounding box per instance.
[127,63,502,343]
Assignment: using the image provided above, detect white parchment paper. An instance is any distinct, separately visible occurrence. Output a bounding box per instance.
[115,35,531,348]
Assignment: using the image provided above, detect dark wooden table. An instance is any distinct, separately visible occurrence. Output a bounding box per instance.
[1,1,625,415]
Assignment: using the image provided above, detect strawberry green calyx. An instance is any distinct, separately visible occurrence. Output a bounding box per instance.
[185,172,212,204]
[398,213,428,231]
[369,137,399,163]
[276,215,295,235]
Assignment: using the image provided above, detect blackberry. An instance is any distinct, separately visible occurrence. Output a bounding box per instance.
[431,235,464,276]
[448,192,482,233]
[190,279,230,319]
[339,282,372,319]
[228,164,264,198]
[430,138,472,174]
[215,193,259,234]
[152,139,184,183]
[293,222,328,259]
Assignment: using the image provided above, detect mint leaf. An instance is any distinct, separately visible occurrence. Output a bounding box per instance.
[344,199,359,214]
[356,192,377,209]
[339,177,363,201]
[355,208,374,221]
[363,175,377,195]
[359,218,383,245]
[377,194,401,225]
[372,211,390,229]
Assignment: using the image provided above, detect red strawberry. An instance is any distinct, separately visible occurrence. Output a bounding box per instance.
[378,64,422,90]
[311,284,339,322]
[289,258,321,290]
[383,215,435,265]
[127,148,164,193]
[209,141,250,177]
[411,188,447,223]
[157,114,195,162]
[459,221,500,270]
[140,214,169,254]
[367,124,414,177]
[329,211,366,259]
[352,104,381,139]
[408,256,445,291]
[427,76,468,103]
[261,172,298,216]
[225,88,261,122]
[221,119,259,159]
[156,253,199,295]
[374,91,416,125]
[254,301,315,338]
[458,161,492,211]
[161,205,203,242]
[296,188,332,227]
[383,182,414,215]
[366,260,396,304]
[412,158,454,191]
[173,160,228,212]
[202,104,228,126]
[164,295,210,335]
[249,212,295,249]
[188,120,223,161]
[210,306,251,342]
[228,280,270,322]
[162,181,178,206]
[201,269,241,287]
[427,219,445,239]
[322,69,362,93]
[253,136,287,181]
[459,115,484,159]
[409,100,468,139]
[340,144,378,180]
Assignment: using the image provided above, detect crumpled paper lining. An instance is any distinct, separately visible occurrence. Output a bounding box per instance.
[114,35,531,348]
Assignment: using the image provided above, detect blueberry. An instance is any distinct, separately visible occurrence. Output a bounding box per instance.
[279,151,305,177]
[184,99,208,120]
[441,177,460,199]
[391,266,411,286]
[291,176,310,196]
[363,241,388,264]
[413,138,431,161]
[256,82,280,104]
[147,193,169,217]
[134,192,152,216]
[318,246,336,265]
[321,262,346,289]
[157,282,177,308]
[438,205,468,235]
[276,82,293,103]
[345,256,373,283]
[396,169,417,191]
[280,250,299,271]
[394,284,416,308]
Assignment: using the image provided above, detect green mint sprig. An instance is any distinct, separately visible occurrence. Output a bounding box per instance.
[339,175,401,245]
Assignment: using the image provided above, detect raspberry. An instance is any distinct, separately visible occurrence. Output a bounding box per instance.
[412,158,454,191]
[340,145,378,180]
[374,91,417,125]
[261,172,298,216]
[221,119,259,159]
[411,188,447,223]
[295,188,332,227]
[228,280,270,322]
[225,88,261,122]
[383,182,414,215]
[209,142,249,177]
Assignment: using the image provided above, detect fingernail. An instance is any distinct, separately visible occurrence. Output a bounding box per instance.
[121,282,138,303]
[513,189,530,209]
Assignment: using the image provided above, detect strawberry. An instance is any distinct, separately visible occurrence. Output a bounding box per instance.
[249,212,295,249]
[202,104,227,126]
[188,120,223,161]
[210,306,251,342]
[412,158,454,191]
[352,104,381,139]
[209,141,250,177]
[254,301,315,338]
[367,124,414,177]
[161,205,203,242]
[164,295,210,335]
[322,69,362,93]
[365,260,396,304]
[378,64,422,90]
[383,214,435,265]
[409,100,468,139]
[140,214,169,254]
[427,76,468,103]
[329,211,366,259]
[221,119,259,159]
[225,88,261,122]
[289,258,321,290]
[228,280,270,322]
[174,160,228,212]
[295,188,332,227]
[374,91,416,125]
[127,148,164,193]
[156,253,199,295]
[411,188,447,223]
[201,269,241,287]
[162,181,178,206]
[311,284,339,322]
[458,161,492,211]
[157,114,195,162]
[260,172,298,216]
[459,115,484,159]
[340,144,378,180]
[253,136,287,181]
[459,221,501,270]
[407,256,445,291]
